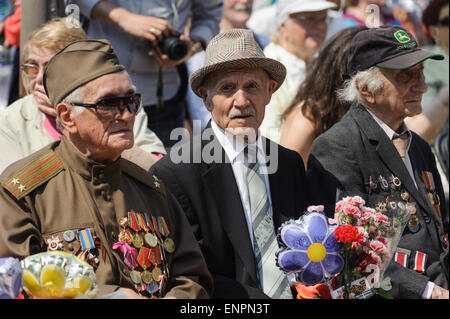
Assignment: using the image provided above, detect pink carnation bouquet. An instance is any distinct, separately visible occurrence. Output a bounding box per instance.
[331,193,413,299]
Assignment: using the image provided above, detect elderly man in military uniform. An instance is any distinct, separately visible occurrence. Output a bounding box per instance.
[0,39,212,299]
[310,26,448,299]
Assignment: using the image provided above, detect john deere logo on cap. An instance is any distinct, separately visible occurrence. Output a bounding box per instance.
[394,30,411,43]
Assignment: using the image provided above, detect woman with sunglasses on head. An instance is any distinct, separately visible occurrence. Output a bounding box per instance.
[0,18,166,173]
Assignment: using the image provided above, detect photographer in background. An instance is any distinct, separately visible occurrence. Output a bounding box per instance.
[71,0,222,149]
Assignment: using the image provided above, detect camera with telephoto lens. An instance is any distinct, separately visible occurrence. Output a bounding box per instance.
[157,32,188,61]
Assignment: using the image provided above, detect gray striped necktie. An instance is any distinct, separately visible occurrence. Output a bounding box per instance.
[245,145,292,299]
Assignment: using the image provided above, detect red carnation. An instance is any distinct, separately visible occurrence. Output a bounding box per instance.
[354,252,379,276]
[334,225,363,243]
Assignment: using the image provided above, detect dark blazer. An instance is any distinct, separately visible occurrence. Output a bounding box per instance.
[310,103,449,298]
[150,123,309,298]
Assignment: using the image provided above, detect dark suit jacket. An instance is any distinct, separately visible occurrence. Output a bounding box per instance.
[150,124,308,298]
[310,103,449,299]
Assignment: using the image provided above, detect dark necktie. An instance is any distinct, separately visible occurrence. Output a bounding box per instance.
[392,132,409,165]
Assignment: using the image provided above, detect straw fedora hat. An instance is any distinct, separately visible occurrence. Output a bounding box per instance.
[189,28,287,97]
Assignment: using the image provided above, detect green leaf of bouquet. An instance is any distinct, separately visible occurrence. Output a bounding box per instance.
[373,288,394,299]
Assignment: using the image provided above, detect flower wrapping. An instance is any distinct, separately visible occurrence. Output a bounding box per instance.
[276,192,413,299]
[331,193,414,298]
[0,257,23,299]
[21,251,97,299]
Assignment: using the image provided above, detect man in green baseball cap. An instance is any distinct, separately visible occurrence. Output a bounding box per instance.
[311,25,448,299]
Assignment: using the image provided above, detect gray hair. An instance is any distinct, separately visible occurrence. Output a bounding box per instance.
[61,86,85,114]
[56,86,85,130]
[337,67,384,104]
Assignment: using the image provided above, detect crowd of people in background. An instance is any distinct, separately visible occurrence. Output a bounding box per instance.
[0,0,448,157]
[0,0,448,299]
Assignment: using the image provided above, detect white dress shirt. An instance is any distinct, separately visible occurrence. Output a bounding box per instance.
[211,121,273,246]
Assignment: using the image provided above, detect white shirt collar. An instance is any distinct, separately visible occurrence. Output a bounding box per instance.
[210,120,266,164]
[366,108,412,150]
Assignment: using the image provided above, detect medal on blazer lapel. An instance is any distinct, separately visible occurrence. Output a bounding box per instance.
[365,176,378,194]
[406,203,420,233]
[401,191,410,202]
[375,201,387,212]
[378,175,389,192]
[389,174,402,191]
[421,171,442,220]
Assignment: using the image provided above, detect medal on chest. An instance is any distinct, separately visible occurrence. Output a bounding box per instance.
[421,171,442,220]
[406,203,420,233]
[112,211,175,297]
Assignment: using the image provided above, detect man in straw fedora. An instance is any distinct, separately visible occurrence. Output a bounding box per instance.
[150,29,309,299]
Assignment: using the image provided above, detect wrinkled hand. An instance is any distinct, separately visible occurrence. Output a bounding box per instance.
[33,89,57,117]
[152,34,202,68]
[117,11,175,48]
[430,285,449,299]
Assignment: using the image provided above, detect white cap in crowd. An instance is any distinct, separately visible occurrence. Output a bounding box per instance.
[276,0,337,27]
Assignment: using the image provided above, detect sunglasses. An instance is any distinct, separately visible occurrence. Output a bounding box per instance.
[436,16,449,27]
[20,63,42,77]
[71,93,141,118]
[290,14,332,26]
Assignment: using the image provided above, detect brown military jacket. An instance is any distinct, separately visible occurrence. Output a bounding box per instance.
[0,137,213,298]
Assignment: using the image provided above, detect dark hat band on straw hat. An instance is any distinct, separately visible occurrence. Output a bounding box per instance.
[189,29,286,97]
[44,39,125,106]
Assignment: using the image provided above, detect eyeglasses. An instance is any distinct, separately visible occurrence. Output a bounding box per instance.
[290,14,331,26]
[70,93,142,118]
[20,63,42,77]
[435,16,449,27]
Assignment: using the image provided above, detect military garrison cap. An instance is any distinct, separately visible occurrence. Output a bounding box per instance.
[43,39,125,106]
